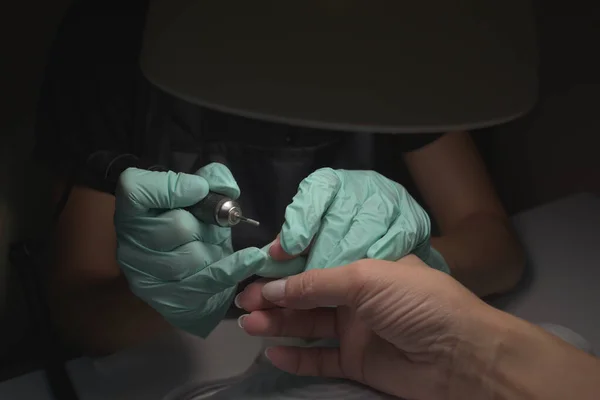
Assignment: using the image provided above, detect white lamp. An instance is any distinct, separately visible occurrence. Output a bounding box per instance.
[141,0,538,134]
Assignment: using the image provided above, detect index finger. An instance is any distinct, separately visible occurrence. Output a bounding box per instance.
[279,168,341,256]
[261,263,370,309]
[235,279,279,311]
[116,168,210,213]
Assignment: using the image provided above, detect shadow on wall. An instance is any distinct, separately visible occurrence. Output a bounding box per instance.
[0,0,73,377]
[1,0,75,132]
[1,0,73,304]
[0,123,56,380]
[476,1,600,214]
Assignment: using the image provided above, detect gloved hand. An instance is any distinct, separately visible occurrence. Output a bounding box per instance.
[115,163,302,337]
[259,168,449,277]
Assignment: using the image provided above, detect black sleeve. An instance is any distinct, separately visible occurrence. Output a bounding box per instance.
[393,132,445,153]
[34,0,150,193]
[372,132,446,196]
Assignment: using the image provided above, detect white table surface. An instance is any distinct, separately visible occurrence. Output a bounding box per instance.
[492,193,600,351]
[1,193,599,399]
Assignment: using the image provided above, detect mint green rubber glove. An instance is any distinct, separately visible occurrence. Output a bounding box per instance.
[258,168,450,278]
[115,164,300,337]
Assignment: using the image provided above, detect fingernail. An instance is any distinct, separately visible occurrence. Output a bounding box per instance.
[262,279,287,302]
[264,347,274,361]
[237,315,247,329]
[234,293,242,309]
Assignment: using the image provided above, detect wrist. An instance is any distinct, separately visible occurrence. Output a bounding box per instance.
[444,303,503,399]
[447,305,600,400]
[446,304,540,400]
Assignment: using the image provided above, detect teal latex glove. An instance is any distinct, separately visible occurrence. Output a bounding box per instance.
[258,168,450,278]
[115,164,300,337]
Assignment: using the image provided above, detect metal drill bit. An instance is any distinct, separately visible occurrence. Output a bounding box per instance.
[237,215,260,227]
[230,209,260,227]
[188,192,260,227]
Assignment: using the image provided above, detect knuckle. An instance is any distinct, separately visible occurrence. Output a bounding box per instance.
[187,241,207,265]
[349,260,371,278]
[204,162,231,175]
[298,168,340,196]
[159,209,204,249]
[311,167,339,184]
[199,162,235,183]
[174,171,199,194]
[345,261,373,301]
[116,168,139,197]
[293,270,319,297]
[169,243,207,280]
[313,167,336,176]
[218,164,236,182]
[170,209,197,234]
[199,162,240,198]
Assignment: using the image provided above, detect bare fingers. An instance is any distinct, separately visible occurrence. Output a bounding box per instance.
[235,279,279,311]
[265,346,345,379]
[239,308,338,339]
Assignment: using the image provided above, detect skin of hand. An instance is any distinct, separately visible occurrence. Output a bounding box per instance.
[236,256,600,400]
[236,255,484,399]
[403,131,525,297]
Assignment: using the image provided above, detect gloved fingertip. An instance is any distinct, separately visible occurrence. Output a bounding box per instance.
[194,162,240,199]
[365,245,391,261]
[177,173,211,200]
[278,231,308,258]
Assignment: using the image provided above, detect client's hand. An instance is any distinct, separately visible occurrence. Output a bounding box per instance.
[237,257,600,400]
[236,256,487,399]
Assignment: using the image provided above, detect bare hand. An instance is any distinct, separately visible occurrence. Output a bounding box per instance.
[235,255,489,399]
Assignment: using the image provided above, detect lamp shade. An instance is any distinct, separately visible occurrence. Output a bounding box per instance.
[141,0,538,133]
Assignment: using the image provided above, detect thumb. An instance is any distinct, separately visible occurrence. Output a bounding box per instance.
[279,168,341,256]
[261,263,367,309]
[116,168,210,212]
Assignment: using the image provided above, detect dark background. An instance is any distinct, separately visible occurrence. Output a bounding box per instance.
[0,0,599,380]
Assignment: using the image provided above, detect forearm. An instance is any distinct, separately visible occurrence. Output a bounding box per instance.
[48,186,173,355]
[50,272,172,356]
[431,213,525,297]
[450,307,600,400]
